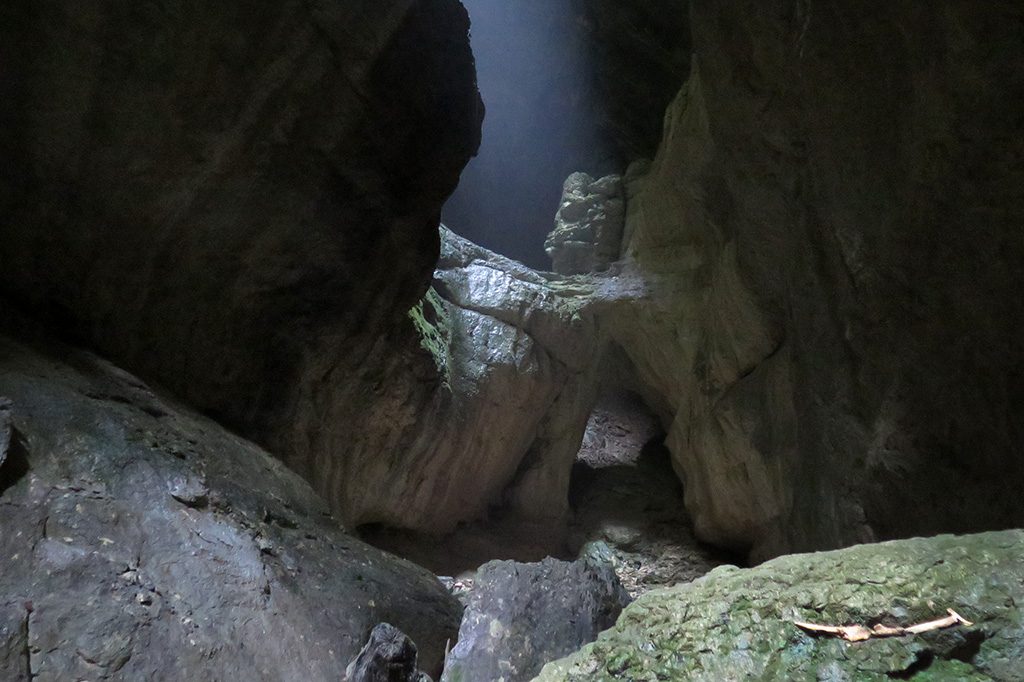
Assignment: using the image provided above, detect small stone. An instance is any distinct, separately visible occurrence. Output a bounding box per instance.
[168,475,209,508]
[345,623,431,682]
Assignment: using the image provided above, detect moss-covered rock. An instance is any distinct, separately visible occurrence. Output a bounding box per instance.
[535,530,1024,681]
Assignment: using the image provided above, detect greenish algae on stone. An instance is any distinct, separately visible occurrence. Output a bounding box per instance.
[408,287,452,389]
[535,530,1024,681]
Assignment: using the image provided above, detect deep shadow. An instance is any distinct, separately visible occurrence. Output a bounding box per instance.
[567,392,741,595]
[0,428,30,496]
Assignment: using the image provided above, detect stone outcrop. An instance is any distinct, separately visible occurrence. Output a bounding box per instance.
[545,173,626,275]
[0,0,482,531]
[0,323,461,680]
[441,557,630,682]
[536,530,1024,681]
[330,227,602,539]
[602,0,1024,558]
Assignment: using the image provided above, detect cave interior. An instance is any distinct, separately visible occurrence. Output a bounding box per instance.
[1,0,1023,680]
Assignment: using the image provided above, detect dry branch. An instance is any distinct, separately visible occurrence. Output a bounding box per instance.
[793,609,973,642]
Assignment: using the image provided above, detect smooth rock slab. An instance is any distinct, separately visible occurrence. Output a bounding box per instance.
[441,557,630,682]
[536,530,1024,681]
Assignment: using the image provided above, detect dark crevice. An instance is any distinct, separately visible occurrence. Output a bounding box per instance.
[887,650,934,679]
[22,603,33,679]
[0,429,30,496]
[948,629,988,663]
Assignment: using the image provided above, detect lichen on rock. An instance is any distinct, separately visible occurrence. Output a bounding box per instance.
[535,530,1024,681]
[408,287,453,390]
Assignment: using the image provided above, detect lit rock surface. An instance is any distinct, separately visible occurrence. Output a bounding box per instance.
[0,328,460,680]
[536,530,1024,681]
[332,227,603,536]
[441,557,630,682]
[545,173,626,275]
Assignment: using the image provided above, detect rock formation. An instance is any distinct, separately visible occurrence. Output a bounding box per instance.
[346,623,432,682]
[333,227,602,539]
[537,530,1024,681]
[441,557,630,682]
[0,0,482,533]
[0,323,460,680]
[545,173,626,275]
[602,0,1024,559]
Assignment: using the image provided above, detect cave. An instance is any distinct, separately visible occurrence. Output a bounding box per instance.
[565,389,734,597]
[2,1,1024,681]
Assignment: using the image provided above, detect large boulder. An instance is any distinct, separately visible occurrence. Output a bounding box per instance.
[0,0,482,527]
[331,227,603,537]
[537,530,1024,681]
[0,323,461,680]
[441,557,630,682]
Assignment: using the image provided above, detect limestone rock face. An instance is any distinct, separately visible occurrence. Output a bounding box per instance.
[0,327,461,680]
[319,227,602,537]
[606,0,1024,558]
[536,530,1024,681]
[545,173,626,275]
[441,557,630,682]
[0,0,482,520]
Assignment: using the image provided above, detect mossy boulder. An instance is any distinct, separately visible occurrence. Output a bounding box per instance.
[535,530,1024,681]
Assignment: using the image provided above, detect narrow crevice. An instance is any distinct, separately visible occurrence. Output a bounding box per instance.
[22,603,33,680]
[887,650,935,679]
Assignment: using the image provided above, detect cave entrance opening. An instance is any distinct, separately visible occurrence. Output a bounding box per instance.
[441,0,620,269]
[566,389,731,597]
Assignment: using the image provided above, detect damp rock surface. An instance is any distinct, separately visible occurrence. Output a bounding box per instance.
[536,530,1024,681]
[0,327,460,680]
[441,557,631,682]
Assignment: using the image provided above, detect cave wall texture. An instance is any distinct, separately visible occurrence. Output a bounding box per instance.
[0,0,482,527]
[610,0,1024,558]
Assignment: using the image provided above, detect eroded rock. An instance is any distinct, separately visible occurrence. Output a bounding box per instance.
[536,530,1024,681]
[441,557,630,682]
[545,173,626,275]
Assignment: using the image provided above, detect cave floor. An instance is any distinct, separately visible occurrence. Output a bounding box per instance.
[364,392,731,598]
[566,393,731,597]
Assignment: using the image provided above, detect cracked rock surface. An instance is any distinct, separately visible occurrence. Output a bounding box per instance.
[536,530,1024,681]
[0,328,460,681]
